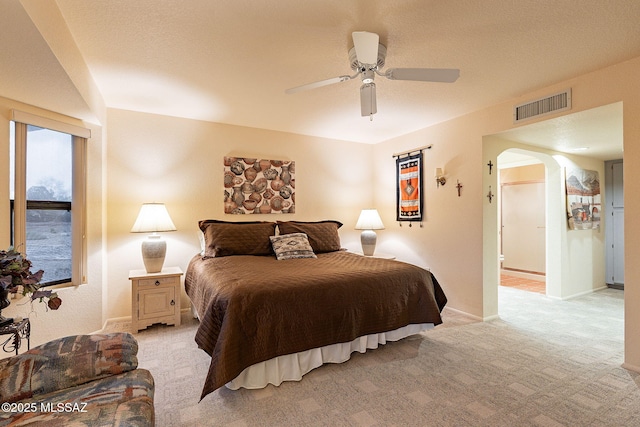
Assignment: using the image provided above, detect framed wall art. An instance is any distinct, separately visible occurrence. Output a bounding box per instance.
[565,167,600,230]
[224,157,295,214]
[396,152,424,222]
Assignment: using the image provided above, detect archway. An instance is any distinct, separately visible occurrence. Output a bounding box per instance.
[497,148,565,298]
[482,141,564,319]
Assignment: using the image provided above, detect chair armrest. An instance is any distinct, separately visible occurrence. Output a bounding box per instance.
[0,332,139,403]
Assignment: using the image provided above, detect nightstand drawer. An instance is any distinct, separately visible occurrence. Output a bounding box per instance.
[138,276,179,288]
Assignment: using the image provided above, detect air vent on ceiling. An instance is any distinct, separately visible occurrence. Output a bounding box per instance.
[513,89,571,123]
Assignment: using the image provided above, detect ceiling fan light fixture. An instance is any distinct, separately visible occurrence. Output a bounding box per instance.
[360,83,377,119]
[361,69,375,84]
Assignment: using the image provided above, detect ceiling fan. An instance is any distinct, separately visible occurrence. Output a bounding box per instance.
[285,31,460,119]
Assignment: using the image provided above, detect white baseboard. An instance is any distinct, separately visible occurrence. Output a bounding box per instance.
[501,269,545,282]
[622,362,640,374]
[442,306,484,322]
[548,285,609,301]
[94,308,193,334]
[94,315,132,334]
[443,306,501,322]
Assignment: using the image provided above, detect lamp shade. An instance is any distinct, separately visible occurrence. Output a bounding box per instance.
[355,209,385,230]
[131,203,177,233]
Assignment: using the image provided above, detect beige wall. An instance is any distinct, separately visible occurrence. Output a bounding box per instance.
[500,163,544,184]
[104,109,373,320]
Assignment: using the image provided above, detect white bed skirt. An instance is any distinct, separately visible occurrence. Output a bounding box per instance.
[225,323,434,390]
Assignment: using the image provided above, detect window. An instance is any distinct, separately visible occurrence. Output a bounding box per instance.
[9,111,88,287]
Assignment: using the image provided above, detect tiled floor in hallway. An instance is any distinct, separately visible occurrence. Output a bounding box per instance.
[500,273,545,294]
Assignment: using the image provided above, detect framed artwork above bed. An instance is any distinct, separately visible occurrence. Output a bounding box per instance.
[224,157,295,214]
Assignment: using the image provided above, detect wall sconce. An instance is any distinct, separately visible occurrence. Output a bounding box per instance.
[435,168,446,187]
[131,203,177,273]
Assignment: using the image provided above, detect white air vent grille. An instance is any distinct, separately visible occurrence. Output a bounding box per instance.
[514,89,571,123]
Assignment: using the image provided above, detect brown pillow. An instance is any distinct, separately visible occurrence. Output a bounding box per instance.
[199,220,276,257]
[276,220,342,253]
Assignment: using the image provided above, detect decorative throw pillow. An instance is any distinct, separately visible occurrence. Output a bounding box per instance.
[270,233,317,260]
[276,220,342,253]
[199,220,276,257]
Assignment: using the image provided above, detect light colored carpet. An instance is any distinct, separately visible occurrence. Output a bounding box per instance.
[116,286,640,426]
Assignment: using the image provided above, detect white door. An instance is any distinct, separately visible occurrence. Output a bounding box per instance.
[501,182,546,274]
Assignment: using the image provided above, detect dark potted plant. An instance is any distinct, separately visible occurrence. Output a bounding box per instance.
[0,247,62,327]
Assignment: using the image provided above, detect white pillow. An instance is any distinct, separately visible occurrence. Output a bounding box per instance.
[198,230,205,255]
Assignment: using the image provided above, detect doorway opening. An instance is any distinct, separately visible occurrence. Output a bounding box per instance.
[498,150,546,295]
[482,102,623,322]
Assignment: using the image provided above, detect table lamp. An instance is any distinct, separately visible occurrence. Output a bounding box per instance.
[355,209,385,256]
[131,203,176,273]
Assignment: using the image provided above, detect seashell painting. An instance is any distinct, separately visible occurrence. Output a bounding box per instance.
[224,156,295,214]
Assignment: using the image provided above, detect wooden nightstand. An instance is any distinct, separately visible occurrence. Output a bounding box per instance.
[129,267,183,333]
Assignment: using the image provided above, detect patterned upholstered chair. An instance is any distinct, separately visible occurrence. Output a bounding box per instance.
[0,332,154,426]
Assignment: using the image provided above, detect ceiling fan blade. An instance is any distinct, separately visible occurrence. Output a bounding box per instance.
[360,83,377,117]
[285,75,353,94]
[385,68,460,83]
[352,31,380,65]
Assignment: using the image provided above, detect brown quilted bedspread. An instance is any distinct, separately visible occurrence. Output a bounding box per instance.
[185,251,447,400]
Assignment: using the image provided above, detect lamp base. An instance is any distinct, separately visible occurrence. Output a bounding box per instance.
[141,235,166,273]
[360,229,377,256]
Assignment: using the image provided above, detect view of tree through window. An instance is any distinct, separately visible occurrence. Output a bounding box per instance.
[10,124,73,285]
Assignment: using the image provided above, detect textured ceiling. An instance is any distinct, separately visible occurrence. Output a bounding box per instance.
[0,1,94,122]
[2,0,639,159]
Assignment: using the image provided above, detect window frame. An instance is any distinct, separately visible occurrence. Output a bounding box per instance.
[10,111,89,287]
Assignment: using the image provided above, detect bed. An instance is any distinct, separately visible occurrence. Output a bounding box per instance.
[186,220,447,400]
